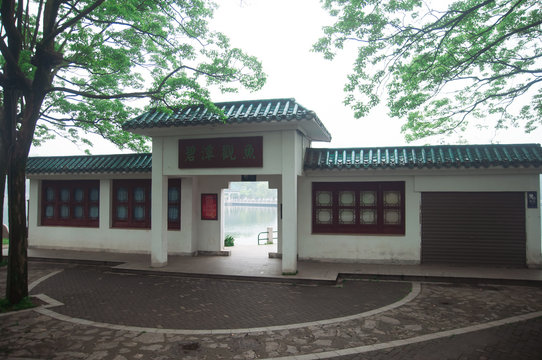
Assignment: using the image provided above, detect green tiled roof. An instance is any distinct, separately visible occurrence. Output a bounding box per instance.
[304,144,542,170]
[122,98,331,140]
[26,153,152,174]
[27,144,542,174]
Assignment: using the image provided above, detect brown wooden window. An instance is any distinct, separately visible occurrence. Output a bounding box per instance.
[112,179,151,229]
[112,179,181,229]
[167,179,181,230]
[312,182,405,235]
[41,180,100,227]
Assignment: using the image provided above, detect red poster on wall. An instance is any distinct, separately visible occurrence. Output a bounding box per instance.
[201,193,218,220]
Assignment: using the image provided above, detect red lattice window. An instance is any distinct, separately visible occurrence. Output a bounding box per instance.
[41,180,100,227]
[312,182,405,235]
[112,179,151,229]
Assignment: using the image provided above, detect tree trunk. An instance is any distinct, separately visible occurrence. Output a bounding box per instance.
[0,111,7,265]
[6,149,28,304]
[3,83,28,304]
[0,172,5,264]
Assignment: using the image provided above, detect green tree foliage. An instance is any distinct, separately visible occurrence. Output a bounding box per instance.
[0,0,266,304]
[3,0,266,152]
[314,0,541,141]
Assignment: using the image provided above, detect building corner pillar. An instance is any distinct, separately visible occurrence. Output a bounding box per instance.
[151,137,168,267]
[281,132,298,275]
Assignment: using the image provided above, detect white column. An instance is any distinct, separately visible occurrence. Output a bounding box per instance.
[281,131,298,274]
[526,181,542,268]
[99,179,110,231]
[151,137,168,267]
[277,185,282,254]
[180,177,197,253]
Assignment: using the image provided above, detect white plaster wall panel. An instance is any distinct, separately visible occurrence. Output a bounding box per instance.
[99,179,111,229]
[298,171,541,267]
[28,178,152,253]
[257,175,282,254]
[29,228,151,253]
[297,175,420,263]
[28,178,40,232]
[414,173,539,192]
[151,137,168,266]
[166,176,197,255]
[281,131,300,273]
[526,187,542,267]
[195,175,233,252]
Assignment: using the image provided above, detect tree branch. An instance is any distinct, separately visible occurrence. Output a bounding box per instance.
[47,63,230,99]
[42,0,106,44]
[30,0,44,52]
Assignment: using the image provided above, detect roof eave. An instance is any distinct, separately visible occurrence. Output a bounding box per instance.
[124,116,333,142]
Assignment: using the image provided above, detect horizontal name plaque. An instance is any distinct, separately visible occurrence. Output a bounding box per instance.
[179,136,263,169]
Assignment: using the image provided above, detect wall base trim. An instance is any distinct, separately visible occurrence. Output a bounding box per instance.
[298,256,420,265]
[196,250,231,257]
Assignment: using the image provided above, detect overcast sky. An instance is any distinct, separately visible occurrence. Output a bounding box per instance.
[29,0,542,156]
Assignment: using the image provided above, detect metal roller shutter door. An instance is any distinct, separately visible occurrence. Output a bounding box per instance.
[421,192,526,267]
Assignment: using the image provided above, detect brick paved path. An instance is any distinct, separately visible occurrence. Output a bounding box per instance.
[29,265,412,329]
[0,261,541,359]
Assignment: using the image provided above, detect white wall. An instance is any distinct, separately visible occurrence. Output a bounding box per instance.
[28,175,198,254]
[298,174,420,264]
[195,175,230,251]
[27,128,302,256]
[298,169,542,266]
[193,174,282,252]
[414,172,541,267]
[29,177,150,253]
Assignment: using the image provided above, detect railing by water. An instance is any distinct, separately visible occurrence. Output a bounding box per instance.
[257,230,278,245]
[225,199,277,207]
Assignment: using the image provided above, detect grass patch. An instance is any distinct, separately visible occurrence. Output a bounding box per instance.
[0,297,36,313]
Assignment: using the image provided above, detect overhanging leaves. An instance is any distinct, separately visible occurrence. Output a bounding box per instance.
[1,0,266,153]
[314,0,541,141]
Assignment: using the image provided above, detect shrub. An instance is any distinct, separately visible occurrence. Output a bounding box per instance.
[224,234,235,247]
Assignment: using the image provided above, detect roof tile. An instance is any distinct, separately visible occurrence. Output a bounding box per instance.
[304,144,542,170]
[122,98,331,140]
[26,153,152,175]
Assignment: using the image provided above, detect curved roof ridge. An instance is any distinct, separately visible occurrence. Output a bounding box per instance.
[122,98,330,141]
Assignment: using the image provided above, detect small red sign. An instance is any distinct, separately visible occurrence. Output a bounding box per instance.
[179,136,263,169]
[201,193,218,220]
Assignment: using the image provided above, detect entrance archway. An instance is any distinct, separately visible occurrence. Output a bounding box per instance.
[222,181,278,258]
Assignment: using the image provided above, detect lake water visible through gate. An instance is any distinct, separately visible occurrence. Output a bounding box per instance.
[223,205,278,246]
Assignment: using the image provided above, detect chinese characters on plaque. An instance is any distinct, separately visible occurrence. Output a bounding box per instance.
[201,194,218,220]
[179,136,263,169]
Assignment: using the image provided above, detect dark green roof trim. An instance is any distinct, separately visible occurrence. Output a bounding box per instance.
[27,144,542,174]
[123,98,331,140]
[304,144,542,170]
[26,153,152,175]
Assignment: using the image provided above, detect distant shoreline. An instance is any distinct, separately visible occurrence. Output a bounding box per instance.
[225,202,277,207]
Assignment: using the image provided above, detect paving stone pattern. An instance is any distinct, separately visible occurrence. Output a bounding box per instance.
[335,317,542,360]
[30,265,412,329]
[0,262,541,359]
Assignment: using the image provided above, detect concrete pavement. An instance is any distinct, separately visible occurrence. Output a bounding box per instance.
[26,245,542,286]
